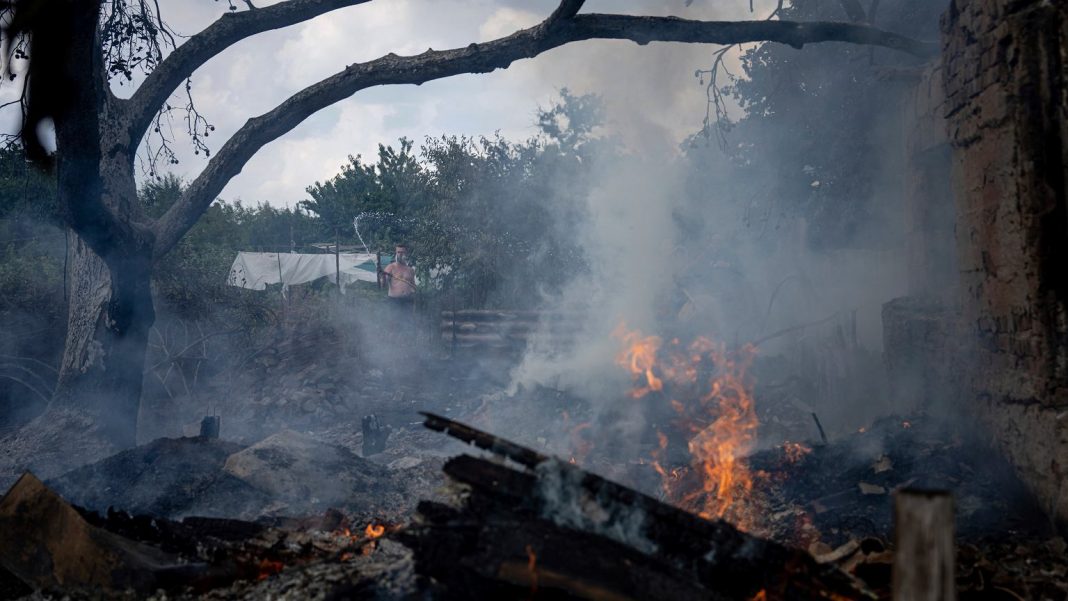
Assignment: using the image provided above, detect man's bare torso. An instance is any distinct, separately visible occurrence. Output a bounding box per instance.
[384,262,416,298]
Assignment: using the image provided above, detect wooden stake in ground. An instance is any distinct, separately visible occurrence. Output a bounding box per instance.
[892,489,955,601]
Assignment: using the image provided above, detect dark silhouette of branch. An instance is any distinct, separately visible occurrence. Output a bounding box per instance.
[125,0,372,144]
[696,0,785,147]
[152,9,935,257]
[547,0,585,25]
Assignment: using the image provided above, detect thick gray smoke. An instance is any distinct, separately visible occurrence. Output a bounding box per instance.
[507,24,921,446]
[510,154,685,403]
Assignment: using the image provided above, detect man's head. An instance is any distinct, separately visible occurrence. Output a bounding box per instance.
[395,244,409,265]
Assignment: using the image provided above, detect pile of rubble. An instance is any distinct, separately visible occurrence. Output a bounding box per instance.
[45,429,438,522]
[750,415,1052,546]
[0,416,873,600]
[2,411,1065,600]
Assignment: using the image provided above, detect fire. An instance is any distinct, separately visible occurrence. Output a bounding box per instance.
[561,411,594,465]
[365,523,386,539]
[617,324,763,530]
[525,544,538,594]
[613,324,664,397]
[782,441,812,464]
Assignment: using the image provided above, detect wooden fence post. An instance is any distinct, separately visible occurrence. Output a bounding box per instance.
[334,227,341,294]
[893,489,955,601]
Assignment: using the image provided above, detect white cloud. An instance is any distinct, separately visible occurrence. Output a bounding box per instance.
[123,0,782,206]
[478,7,541,40]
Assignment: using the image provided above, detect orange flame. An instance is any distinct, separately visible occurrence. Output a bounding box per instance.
[618,325,763,530]
[613,324,664,397]
[782,441,812,464]
[525,544,539,594]
[365,523,386,539]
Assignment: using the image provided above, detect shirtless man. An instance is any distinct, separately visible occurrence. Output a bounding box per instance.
[381,244,416,311]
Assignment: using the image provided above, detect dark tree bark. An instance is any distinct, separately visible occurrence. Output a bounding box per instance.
[55,234,110,407]
[53,239,153,448]
[25,0,156,446]
[16,0,931,447]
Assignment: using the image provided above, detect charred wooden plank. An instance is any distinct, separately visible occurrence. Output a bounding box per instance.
[420,415,873,600]
[0,473,212,595]
[421,412,548,469]
[400,500,720,601]
[441,455,870,600]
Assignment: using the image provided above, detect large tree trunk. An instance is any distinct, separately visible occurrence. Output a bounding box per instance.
[53,231,155,449]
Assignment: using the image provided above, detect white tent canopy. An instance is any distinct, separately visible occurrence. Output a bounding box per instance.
[226,252,381,293]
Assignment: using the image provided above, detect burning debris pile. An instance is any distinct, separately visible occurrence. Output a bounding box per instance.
[0,415,871,601]
[0,408,1065,600]
[597,326,1050,539]
[402,413,868,601]
[612,325,763,529]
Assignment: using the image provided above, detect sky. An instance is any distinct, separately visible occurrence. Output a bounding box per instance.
[3,0,782,207]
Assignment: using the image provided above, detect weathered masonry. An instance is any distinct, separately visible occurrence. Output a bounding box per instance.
[943,0,1068,528]
[887,0,1067,528]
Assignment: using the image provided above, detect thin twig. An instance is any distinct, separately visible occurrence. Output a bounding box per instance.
[750,311,840,347]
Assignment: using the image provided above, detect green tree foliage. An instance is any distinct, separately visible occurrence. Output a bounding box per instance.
[1,91,608,323]
[686,0,943,250]
[0,146,64,320]
[303,138,428,248]
[419,89,606,307]
[302,90,606,308]
[0,146,60,224]
[142,175,321,319]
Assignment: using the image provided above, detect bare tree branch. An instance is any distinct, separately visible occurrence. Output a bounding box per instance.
[125,0,372,145]
[152,12,935,257]
[547,0,586,25]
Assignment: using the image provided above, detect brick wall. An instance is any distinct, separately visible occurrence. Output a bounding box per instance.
[942,0,1068,526]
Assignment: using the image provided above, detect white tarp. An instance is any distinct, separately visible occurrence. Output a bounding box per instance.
[226,252,380,293]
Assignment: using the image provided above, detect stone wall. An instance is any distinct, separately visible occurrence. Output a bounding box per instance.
[942,0,1068,527]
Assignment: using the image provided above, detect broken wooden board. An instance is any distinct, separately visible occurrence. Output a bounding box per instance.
[0,473,206,595]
